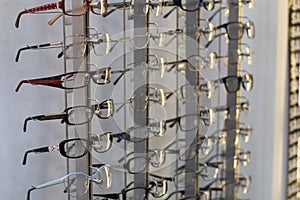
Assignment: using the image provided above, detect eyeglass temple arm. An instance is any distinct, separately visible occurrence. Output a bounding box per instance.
[22,146,51,165]
[23,113,66,132]
[26,187,36,200]
[112,132,130,142]
[15,2,62,28]
[205,32,226,48]
[16,42,62,62]
[118,151,134,163]
[164,59,188,72]
[48,13,63,26]
[15,75,64,92]
[115,102,126,113]
[165,117,179,128]
[163,6,176,19]
[93,193,120,199]
[100,1,131,17]
[208,6,228,22]
[112,69,131,85]
[149,173,174,182]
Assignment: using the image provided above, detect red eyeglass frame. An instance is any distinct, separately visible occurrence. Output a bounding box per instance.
[15,0,108,28]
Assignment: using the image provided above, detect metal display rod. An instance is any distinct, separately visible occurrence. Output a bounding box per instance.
[184,10,199,198]
[225,1,241,199]
[133,1,149,199]
[71,1,91,200]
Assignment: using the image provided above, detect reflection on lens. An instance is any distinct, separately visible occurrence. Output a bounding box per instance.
[242,74,253,91]
[91,68,111,85]
[65,36,86,59]
[200,109,215,126]
[246,21,255,39]
[64,139,88,158]
[130,35,150,49]
[63,173,89,197]
[199,137,216,159]
[128,157,147,173]
[91,33,111,55]
[181,0,200,11]
[148,118,164,137]
[179,145,196,160]
[179,114,198,131]
[64,0,87,15]
[94,166,112,189]
[188,55,208,71]
[149,150,166,167]
[127,126,149,142]
[67,106,93,125]
[181,84,198,102]
[227,23,244,39]
[198,165,219,181]
[224,77,240,92]
[62,72,89,89]
[131,93,148,111]
[91,133,112,153]
[96,99,114,119]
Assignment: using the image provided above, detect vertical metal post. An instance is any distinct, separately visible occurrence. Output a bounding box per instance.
[184,9,199,198]
[71,1,90,200]
[133,1,148,199]
[225,1,240,199]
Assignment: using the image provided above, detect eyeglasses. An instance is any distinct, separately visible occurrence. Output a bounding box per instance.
[212,97,250,120]
[116,86,167,112]
[210,43,253,67]
[205,18,255,48]
[112,119,165,143]
[214,122,253,145]
[15,40,63,62]
[15,0,108,28]
[166,79,215,102]
[211,72,253,93]
[15,33,114,62]
[93,153,164,174]
[26,164,112,200]
[23,99,114,132]
[205,150,251,169]
[174,164,220,189]
[15,67,127,92]
[158,137,218,162]
[22,133,113,165]
[161,49,213,72]
[200,175,251,198]
[93,180,166,199]
[163,109,216,131]
[162,0,219,19]
[216,19,255,40]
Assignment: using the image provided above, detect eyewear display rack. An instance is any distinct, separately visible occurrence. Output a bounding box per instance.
[287,0,300,199]
[15,0,254,199]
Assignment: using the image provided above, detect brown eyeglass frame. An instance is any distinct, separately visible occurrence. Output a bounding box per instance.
[15,0,109,28]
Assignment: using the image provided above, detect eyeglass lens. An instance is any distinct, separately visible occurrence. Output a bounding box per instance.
[63,173,89,197]
[66,106,93,125]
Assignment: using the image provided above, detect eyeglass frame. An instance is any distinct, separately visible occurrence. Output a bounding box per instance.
[23,99,114,132]
[22,133,114,165]
[15,0,108,28]
[26,164,112,200]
